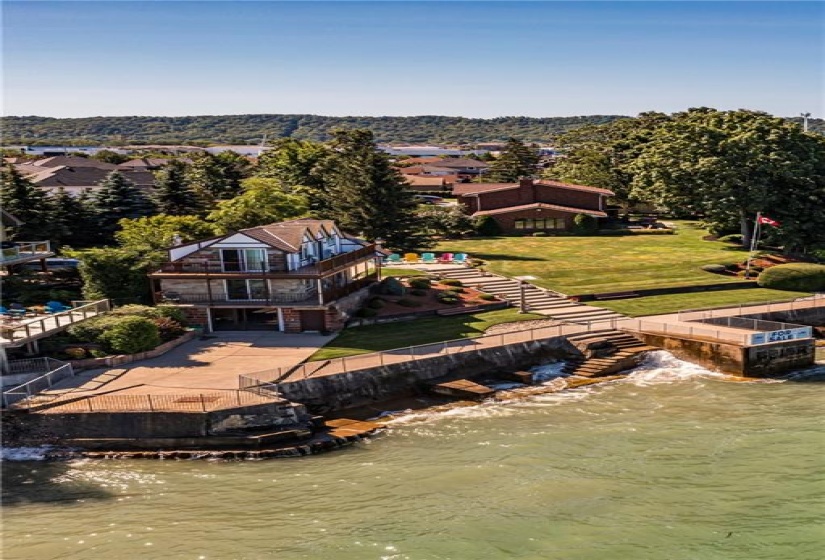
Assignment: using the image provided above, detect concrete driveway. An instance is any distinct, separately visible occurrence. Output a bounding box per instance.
[49,331,336,396]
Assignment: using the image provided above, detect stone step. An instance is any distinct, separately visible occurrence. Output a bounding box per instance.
[429,379,496,401]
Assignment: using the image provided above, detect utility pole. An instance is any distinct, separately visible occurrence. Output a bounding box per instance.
[801,112,811,133]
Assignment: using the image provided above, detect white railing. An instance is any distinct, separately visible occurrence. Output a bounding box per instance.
[678,293,825,321]
[2,361,74,408]
[0,299,111,346]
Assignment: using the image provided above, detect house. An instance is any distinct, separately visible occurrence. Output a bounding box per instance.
[455,179,613,234]
[15,158,155,195]
[404,175,452,193]
[424,158,490,179]
[148,219,379,333]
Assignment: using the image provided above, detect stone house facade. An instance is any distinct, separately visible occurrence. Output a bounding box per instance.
[148,219,378,333]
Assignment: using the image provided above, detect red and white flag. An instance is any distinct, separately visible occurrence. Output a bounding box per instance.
[757,215,780,227]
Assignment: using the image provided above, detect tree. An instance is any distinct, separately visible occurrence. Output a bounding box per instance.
[92,171,156,244]
[416,205,475,239]
[116,215,218,252]
[256,138,331,213]
[214,150,252,198]
[152,160,204,215]
[92,149,130,164]
[631,108,825,249]
[65,247,161,303]
[487,138,540,182]
[47,187,99,248]
[547,113,668,212]
[0,164,53,239]
[206,177,308,232]
[320,129,429,250]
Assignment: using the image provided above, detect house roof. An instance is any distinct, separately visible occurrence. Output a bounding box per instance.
[405,176,447,187]
[32,156,118,170]
[473,203,608,218]
[428,158,490,169]
[240,219,341,253]
[18,165,155,189]
[454,179,614,197]
[118,158,172,169]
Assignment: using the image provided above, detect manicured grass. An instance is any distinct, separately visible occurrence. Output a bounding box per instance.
[589,288,812,317]
[381,267,427,277]
[436,221,755,294]
[309,308,543,361]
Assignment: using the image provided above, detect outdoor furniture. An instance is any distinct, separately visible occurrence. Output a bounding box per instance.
[438,253,454,263]
[453,253,469,264]
[0,306,9,316]
[421,252,436,263]
[44,301,72,313]
[384,253,402,265]
[8,304,28,319]
[403,253,420,264]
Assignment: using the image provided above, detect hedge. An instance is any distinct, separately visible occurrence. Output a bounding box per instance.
[97,316,161,355]
[757,263,825,292]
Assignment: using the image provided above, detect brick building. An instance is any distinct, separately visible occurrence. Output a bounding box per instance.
[455,179,613,234]
[148,219,378,333]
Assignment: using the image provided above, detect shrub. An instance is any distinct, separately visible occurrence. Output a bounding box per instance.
[111,304,187,325]
[396,298,422,307]
[367,298,385,309]
[438,296,459,304]
[467,258,486,268]
[153,317,186,343]
[97,316,160,355]
[356,308,378,318]
[478,293,497,301]
[408,277,432,290]
[757,263,825,292]
[63,347,87,360]
[723,262,742,271]
[441,279,463,287]
[90,349,108,358]
[377,277,406,296]
[718,234,744,244]
[474,215,502,236]
[409,289,428,296]
[67,315,124,343]
[573,213,598,235]
[701,264,728,274]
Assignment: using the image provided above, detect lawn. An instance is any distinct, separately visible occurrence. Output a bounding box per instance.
[589,288,812,317]
[436,221,753,294]
[381,267,427,277]
[308,308,543,361]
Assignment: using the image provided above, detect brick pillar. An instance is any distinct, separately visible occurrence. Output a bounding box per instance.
[281,308,302,333]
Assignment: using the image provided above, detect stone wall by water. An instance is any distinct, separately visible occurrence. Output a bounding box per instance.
[278,336,577,412]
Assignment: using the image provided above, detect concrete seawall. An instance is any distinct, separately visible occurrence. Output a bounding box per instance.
[278,336,578,412]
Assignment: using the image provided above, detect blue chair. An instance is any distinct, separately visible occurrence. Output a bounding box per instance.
[44,301,72,313]
[453,253,469,264]
[384,253,402,265]
[421,252,436,263]
[0,306,10,316]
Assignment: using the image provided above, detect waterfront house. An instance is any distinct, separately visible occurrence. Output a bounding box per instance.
[455,178,613,234]
[148,219,378,332]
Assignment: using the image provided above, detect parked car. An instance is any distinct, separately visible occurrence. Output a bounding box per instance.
[414,195,444,205]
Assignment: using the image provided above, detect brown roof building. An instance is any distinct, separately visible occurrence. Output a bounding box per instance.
[456,179,613,234]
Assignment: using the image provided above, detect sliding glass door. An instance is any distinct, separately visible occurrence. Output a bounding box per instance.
[225,279,267,301]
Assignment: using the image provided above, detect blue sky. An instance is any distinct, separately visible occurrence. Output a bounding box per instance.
[3,1,822,118]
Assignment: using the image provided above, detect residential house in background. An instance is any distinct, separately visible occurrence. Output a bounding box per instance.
[15,156,155,195]
[426,158,490,180]
[455,179,613,234]
[148,219,378,333]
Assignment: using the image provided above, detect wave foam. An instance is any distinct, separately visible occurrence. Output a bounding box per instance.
[625,350,726,385]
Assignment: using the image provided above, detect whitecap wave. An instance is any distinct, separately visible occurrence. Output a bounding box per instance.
[625,350,726,385]
[0,446,54,462]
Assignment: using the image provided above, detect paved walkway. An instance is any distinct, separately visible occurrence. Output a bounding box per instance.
[43,331,335,397]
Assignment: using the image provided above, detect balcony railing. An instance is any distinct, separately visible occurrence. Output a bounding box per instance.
[159,290,319,306]
[0,241,54,264]
[152,244,376,276]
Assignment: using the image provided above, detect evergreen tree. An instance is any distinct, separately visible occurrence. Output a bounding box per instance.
[0,164,53,239]
[93,171,156,244]
[153,160,204,215]
[214,150,252,198]
[47,187,87,247]
[320,129,429,251]
[186,152,227,202]
[256,138,331,213]
[487,138,540,182]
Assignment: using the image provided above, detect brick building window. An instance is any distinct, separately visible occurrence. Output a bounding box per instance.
[514,218,566,230]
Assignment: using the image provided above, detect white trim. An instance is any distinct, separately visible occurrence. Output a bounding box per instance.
[277,308,285,332]
[206,308,213,332]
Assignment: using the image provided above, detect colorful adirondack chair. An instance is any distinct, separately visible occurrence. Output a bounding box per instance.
[403,253,420,264]
[421,252,436,263]
[44,301,72,313]
[453,253,469,264]
[438,253,454,263]
[384,253,402,265]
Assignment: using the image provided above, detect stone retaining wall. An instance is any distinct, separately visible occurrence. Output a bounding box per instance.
[69,329,199,370]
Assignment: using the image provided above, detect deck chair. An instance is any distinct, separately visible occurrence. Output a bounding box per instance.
[44,301,72,313]
[403,253,420,264]
[453,253,469,264]
[384,253,402,265]
[438,253,453,263]
[0,306,10,316]
[421,252,436,263]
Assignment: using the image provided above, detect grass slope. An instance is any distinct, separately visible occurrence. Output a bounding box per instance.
[309,308,542,361]
[436,221,750,294]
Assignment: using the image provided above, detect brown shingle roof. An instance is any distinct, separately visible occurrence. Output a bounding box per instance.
[534,179,614,196]
[32,156,118,170]
[240,219,340,253]
[473,203,608,218]
[453,183,518,195]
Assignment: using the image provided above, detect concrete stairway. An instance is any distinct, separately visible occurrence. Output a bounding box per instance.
[561,330,657,378]
[435,267,624,323]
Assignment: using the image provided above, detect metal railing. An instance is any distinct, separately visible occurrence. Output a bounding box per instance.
[677,293,825,321]
[0,241,52,263]
[617,317,751,345]
[0,299,111,345]
[8,390,284,412]
[2,360,74,408]
[161,290,319,305]
[154,244,376,276]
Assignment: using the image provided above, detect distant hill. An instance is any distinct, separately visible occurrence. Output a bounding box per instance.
[1,114,629,146]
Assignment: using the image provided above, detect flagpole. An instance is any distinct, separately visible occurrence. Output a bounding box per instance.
[746,212,761,278]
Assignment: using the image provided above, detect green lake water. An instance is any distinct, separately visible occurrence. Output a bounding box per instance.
[2,352,824,560]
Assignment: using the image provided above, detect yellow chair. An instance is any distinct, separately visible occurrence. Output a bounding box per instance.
[403,253,419,264]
